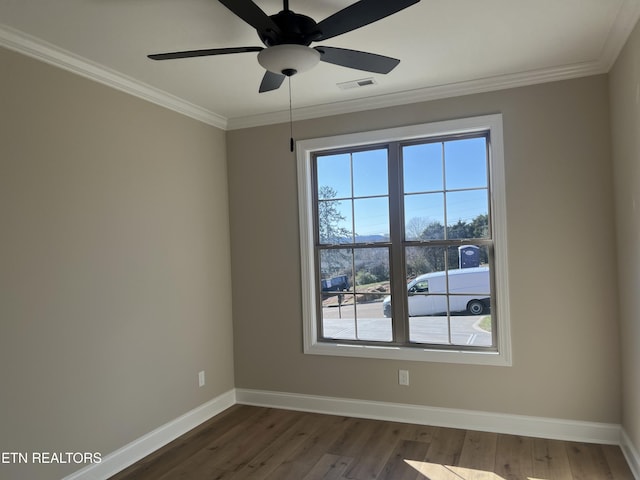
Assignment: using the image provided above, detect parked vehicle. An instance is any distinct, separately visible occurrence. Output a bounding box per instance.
[382,266,490,317]
[321,275,350,293]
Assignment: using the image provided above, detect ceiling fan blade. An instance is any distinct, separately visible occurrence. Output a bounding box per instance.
[314,0,420,41]
[148,46,263,60]
[315,46,400,74]
[259,70,286,92]
[218,0,281,35]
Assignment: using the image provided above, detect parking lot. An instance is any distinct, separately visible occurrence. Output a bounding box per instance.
[321,302,491,346]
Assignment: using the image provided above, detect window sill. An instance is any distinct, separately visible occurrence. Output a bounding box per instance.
[304,339,512,366]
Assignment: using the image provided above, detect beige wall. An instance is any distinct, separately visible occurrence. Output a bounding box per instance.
[228,75,621,423]
[1,30,634,478]
[610,18,640,455]
[0,47,234,479]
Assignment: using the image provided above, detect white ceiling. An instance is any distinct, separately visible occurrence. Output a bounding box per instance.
[1,0,639,129]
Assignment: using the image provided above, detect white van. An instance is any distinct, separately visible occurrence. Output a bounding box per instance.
[382,266,490,317]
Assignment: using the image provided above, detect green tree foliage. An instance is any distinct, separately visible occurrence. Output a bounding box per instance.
[406,214,489,277]
[318,186,352,278]
[317,186,351,244]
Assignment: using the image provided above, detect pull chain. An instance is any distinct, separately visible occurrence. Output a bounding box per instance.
[288,76,294,153]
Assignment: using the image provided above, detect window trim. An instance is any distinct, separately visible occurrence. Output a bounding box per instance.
[297,114,511,366]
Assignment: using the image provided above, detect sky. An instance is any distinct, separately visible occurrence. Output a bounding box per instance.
[315,136,489,238]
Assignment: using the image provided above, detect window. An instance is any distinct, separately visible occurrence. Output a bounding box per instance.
[297,115,511,365]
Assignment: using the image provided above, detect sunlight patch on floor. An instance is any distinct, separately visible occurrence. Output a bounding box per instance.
[405,459,545,480]
[405,460,506,479]
[405,460,552,480]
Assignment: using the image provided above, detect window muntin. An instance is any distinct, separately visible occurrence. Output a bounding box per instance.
[315,147,392,344]
[297,115,511,366]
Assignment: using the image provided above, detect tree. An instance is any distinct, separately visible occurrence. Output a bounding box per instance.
[318,186,352,278]
[405,214,490,276]
[318,186,351,244]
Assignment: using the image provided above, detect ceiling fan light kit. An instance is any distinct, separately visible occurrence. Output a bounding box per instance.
[258,44,321,76]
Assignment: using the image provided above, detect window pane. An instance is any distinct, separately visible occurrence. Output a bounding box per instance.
[318,199,352,244]
[456,244,490,269]
[409,315,450,344]
[403,143,443,193]
[406,245,492,346]
[320,247,392,342]
[404,193,444,240]
[446,190,489,239]
[410,315,493,346]
[354,197,389,241]
[317,153,351,198]
[354,247,391,341]
[405,245,447,278]
[443,254,490,299]
[354,247,390,290]
[320,248,352,286]
[450,316,492,346]
[444,137,488,190]
[321,300,356,340]
[355,295,392,342]
[320,299,392,342]
[319,247,352,340]
[353,149,388,197]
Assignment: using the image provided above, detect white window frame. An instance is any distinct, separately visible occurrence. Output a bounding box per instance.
[297,114,511,366]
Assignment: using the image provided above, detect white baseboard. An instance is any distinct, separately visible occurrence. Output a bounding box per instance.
[622,429,640,479]
[235,388,622,446]
[61,388,634,480]
[62,390,236,480]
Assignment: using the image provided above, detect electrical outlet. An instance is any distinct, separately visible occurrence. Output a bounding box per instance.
[398,369,409,386]
[198,370,205,388]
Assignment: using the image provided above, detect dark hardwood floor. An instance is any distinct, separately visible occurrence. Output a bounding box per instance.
[109,405,634,479]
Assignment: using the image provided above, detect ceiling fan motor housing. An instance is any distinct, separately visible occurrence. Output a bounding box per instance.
[258,10,320,47]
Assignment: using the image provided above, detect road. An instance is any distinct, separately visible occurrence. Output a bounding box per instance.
[321,302,491,346]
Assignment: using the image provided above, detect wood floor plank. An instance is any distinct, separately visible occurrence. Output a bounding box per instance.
[532,437,573,480]
[109,405,264,480]
[344,421,416,480]
[566,441,614,479]
[209,408,305,473]
[602,444,636,480]
[107,406,636,480]
[301,454,352,480]
[424,426,467,466]
[263,414,352,480]
[403,427,468,480]
[160,408,302,479]
[327,418,382,458]
[397,422,437,444]
[377,439,430,480]
[148,408,277,480]
[455,430,498,479]
[494,434,534,479]
[230,411,329,480]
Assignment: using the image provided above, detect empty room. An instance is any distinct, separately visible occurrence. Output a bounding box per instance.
[1,1,640,479]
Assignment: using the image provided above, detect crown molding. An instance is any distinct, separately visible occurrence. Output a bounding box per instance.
[600,0,640,71]
[226,60,608,130]
[3,0,639,132]
[226,0,640,130]
[0,24,228,130]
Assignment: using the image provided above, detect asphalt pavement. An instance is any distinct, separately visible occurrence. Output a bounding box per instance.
[321,302,491,346]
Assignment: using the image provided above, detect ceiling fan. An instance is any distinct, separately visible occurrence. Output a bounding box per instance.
[148,0,421,93]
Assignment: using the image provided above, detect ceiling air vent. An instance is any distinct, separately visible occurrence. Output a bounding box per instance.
[337,77,377,90]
